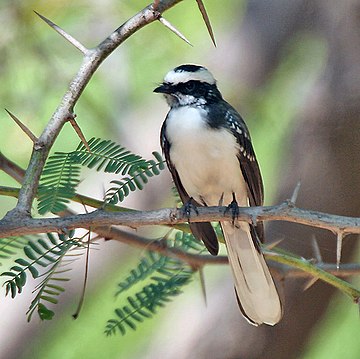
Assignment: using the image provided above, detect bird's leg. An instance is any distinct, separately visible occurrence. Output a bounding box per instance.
[224,192,239,225]
[181,197,199,222]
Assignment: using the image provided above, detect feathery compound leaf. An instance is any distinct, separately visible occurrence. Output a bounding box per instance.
[38,138,165,213]
[105,271,193,336]
[38,152,81,214]
[116,252,167,295]
[105,151,165,205]
[106,232,205,336]
[1,233,80,320]
[0,236,28,263]
[74,138,149,174]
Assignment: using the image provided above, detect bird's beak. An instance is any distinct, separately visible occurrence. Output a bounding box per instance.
[153,83,172,94]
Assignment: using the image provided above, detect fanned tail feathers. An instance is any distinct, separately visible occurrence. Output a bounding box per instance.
[221,222,282,326]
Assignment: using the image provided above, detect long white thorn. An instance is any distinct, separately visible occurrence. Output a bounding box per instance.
[311,235,323,263]
[336,231,343,270]
[158,16,193,46]
[5,109,38,143]
[34,11,88,54]
[290,181,302,205]
[195,0,216,47]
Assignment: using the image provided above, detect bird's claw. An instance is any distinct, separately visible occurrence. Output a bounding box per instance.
[181,199,199,222]
[224,196,239,225]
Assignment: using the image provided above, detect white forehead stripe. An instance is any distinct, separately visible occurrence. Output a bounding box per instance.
[164,67,216,85]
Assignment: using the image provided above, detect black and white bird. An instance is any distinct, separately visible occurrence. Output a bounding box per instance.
[154,64,282,326]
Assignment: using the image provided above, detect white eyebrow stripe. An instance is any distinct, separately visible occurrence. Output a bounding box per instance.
[164,68,216,85]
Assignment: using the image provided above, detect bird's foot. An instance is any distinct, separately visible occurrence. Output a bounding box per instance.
[224,194,239,225]
[181,198,199,222]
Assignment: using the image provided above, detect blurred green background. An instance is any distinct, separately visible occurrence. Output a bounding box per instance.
[1,1,359,358]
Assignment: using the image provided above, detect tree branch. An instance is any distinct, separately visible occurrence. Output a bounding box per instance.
[1,1,360,307]
[94,226,360,302]
[0,153,25,184]
[3,201,360,239]
[8,0,183,218]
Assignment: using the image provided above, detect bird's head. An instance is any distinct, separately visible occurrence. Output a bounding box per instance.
[154,64,222,107]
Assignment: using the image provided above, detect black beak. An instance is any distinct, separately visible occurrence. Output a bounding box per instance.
[153,83,173,94]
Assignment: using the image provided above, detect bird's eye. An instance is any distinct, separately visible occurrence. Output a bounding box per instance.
[184,82,196,92]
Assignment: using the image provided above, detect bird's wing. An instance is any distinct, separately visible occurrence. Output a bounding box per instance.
[209,103,282,325]
[161,119,219,255]
[209,103,264,243]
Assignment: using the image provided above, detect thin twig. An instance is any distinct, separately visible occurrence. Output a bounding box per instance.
[12,1,185,217]
[0,155,25,184]
[72,232,91,319]
[4,201,360,239]
[95,226,360,279]
[265,250,360,301]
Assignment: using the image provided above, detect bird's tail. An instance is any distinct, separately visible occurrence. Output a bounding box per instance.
[221,222,282,326]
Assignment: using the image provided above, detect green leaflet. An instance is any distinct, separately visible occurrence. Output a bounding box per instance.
[0,233,80,321]
[37,137,165,214]
[0,236,28,263]
[105,232,206,336]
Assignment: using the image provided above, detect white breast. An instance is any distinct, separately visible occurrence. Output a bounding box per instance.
[165,106,248,206]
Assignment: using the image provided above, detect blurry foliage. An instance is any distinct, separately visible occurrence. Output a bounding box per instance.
[0,1,355,359]
[105,231,205,336]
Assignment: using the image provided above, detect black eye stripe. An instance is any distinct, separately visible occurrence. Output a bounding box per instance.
[167,80,222,103]
[176,80,198,92]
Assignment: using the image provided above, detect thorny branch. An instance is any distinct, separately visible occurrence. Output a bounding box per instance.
[1,152,360,288]
[3,199,360,239]
[4,0,184,218]
[0,1,360,304]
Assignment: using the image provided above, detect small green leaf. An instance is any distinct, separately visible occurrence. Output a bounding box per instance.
[15,258,31,267]
[37,303,55,320]
[9,280,17,298]
[1,271,17,277]
[23,246,38,261]
[40,295,58,304]
[10,265,24,272]
[28,266,39,279]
